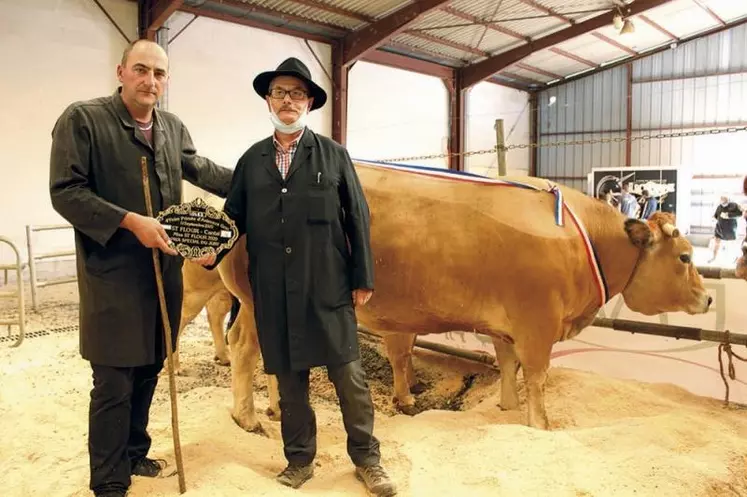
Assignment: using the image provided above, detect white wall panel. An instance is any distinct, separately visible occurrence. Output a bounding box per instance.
[347,61,449,169]
[166,14,333,203]
[464,81,530,177]
[0,0,137,263]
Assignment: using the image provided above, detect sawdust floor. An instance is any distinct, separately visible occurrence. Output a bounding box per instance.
[3,284,747,497]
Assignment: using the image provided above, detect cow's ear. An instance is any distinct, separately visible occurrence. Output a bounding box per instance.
[625,218,654,248]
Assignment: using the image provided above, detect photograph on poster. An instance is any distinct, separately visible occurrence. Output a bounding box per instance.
[588,167,679,219]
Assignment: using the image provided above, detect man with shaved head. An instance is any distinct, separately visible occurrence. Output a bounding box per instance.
[49,39,232,497]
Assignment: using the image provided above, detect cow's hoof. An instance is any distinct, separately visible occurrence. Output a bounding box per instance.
[213,355,230,366]
[398,404,419,416]
[409,381,428,394]
[394,400,419,416]
[231,413,268,437]
[266,406,281,422]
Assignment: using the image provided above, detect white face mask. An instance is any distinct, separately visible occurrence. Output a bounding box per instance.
[269,105,308,134]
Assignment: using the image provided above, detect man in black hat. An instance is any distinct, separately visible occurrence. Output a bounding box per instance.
[195,57,396,495]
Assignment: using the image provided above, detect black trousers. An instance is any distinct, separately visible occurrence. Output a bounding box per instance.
[276,359,380,468]
[88,361,163,494]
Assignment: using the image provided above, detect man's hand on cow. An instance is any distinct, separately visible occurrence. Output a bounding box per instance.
[120,212,178,256]
[192,253,217,267]
[352,288,373,307]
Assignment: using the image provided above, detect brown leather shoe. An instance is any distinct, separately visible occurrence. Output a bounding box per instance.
[276,463,314,489]
[355,463,397,496]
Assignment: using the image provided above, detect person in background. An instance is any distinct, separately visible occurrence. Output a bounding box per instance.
[49,39,232,497]
[619,182,639,218]
[708,195,743,263]
[597,189,616,208]
[640,190,658,219]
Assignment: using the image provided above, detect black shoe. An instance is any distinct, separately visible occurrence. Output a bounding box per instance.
[276,463,314,489]
[131,457,167,477]
[94,491,126,497]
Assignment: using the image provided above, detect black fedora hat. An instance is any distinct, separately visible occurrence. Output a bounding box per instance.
[253,57,327,111]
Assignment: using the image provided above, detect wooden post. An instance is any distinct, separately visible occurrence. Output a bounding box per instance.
[332,42,349,145]
[495,118,506,176]
[529,93,539,177]
[443,74,465,171]
[625,62,633,167]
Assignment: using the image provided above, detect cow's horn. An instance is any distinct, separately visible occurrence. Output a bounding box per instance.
[661,223,679,237]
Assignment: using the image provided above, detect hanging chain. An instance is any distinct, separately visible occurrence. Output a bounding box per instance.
[378,125,747,163]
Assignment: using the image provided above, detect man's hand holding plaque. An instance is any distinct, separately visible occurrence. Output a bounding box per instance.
[155,197,239,267]
[121,212,179,256]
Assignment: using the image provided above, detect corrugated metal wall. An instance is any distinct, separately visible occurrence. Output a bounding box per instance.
[537,24,747,233]
[537,65,628,193]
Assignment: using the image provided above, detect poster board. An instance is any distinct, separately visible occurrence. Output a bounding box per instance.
[586,166,690,233]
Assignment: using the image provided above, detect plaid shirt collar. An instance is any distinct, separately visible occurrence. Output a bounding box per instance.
[272,128,305,179]
[272,128,305,152]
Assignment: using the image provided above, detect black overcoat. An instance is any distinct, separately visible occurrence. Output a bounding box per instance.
[49,89,232,367]
[220,128,375,374]
[714,202,743,240]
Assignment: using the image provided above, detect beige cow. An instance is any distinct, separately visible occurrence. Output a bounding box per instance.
[172,193,234,373]
[173,261,232,373]
[199,163,713,432]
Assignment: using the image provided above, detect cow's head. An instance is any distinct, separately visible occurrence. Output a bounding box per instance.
[735,243,747,279]
[621,212,711,315]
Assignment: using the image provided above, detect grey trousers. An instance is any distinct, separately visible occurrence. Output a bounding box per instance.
[275,359,381,467]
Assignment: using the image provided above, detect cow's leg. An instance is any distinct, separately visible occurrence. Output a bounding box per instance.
[512,339,551,430]
[492,337,520,410]
[205,289,232,366]
[405,336,427,394]
[175,277,214,375]
[226,304,265,434]
[266,375,280,421]
[382,333,418,415]
[216,238,272,434]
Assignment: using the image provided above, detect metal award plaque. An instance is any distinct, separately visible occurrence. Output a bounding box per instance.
[156,198,239,259]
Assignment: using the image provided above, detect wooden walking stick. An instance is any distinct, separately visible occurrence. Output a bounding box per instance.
[140,156,187,493]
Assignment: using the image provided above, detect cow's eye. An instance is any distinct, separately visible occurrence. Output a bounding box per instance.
[679,253,691,264]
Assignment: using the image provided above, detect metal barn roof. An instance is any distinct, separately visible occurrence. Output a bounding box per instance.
[167,0,747,91]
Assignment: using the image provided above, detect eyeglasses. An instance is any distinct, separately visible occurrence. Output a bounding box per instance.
[269,88,308,100]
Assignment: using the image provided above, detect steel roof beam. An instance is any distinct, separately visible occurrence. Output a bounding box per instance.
[146,0,183,38]
[440,6,529,41]
[691,0,725,26]
[592,31,637,55]
[518,0,573,25]
[342,0,453,66]
[458,0,674,88]
[541,15,747,89]
[361,48,455,79]
[549,46,599,67]
[516,62,562,79]
[178,5,334,44]
[638,14,679,40]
